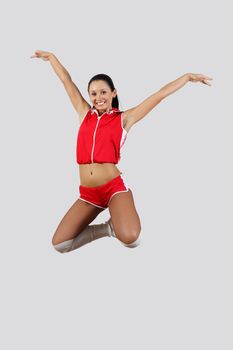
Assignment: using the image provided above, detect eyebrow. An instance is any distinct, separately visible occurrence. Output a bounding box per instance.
[90,89,107,92]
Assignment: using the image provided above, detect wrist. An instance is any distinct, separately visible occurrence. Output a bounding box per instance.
[49,53,55,61]
[186,73,191,81]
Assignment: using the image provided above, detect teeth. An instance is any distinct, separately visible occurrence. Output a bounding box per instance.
[97,102,105,105]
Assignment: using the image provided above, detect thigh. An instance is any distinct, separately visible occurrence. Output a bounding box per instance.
[52,199,105,245]
[108,189,141,243]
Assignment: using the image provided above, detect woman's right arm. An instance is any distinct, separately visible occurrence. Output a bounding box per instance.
[31,50,91,120]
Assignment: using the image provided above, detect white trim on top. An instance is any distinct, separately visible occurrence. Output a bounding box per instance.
[91,107,118,116]
[120,111,128,135]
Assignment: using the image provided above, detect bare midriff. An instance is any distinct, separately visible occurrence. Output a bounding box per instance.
[79,163,122,187]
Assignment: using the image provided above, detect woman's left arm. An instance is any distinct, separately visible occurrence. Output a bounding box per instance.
[124,73,213,127]
[158,73,212,99]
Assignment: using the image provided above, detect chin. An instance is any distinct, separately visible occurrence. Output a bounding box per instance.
[96,106,108,110]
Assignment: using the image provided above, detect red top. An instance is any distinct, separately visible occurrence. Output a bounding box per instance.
[76,107,128,164]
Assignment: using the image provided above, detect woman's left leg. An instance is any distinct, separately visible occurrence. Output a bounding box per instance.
[108,189,141,247]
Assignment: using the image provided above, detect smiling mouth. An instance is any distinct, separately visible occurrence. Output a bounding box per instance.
[96,102,106,106]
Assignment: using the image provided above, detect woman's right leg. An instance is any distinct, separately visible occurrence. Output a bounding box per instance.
[52,199,113,253]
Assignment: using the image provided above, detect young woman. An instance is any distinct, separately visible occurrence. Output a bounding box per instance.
[31,50,212,253]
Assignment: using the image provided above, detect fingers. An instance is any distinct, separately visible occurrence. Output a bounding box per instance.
[30,50,46,59]
[202,76,213,86]
[30,51,40,59]
[203,80,211,86]
[190,73,213,86]
[203,76,213,81]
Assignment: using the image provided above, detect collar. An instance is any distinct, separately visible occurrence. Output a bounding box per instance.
[91,107,120,116]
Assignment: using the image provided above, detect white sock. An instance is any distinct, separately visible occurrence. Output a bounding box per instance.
[53,219,115,253]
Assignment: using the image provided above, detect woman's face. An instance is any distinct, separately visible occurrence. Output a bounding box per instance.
[89,80,117,113]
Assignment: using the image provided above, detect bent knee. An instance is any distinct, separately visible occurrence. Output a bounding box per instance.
[119,228,141,247]
[52,239,74,253]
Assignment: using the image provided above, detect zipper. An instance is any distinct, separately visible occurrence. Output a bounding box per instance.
[90,115,102,163]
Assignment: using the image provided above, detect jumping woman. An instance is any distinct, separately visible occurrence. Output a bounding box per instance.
[31,50,212,253]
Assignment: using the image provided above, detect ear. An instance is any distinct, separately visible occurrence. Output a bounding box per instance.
[113,89,117,98]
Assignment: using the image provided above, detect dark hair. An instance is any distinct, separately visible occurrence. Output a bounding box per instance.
[87,73,119,109]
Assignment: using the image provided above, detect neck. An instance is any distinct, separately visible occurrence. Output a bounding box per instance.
[94,106,115,115]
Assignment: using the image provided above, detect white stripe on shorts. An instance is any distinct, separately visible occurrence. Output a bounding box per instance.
[79,197,106,209]
[120,174,130,191]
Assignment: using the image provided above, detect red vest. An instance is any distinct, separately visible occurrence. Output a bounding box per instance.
[76,107,128,164]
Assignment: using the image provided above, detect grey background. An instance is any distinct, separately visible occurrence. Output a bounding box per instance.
[1,0,232,349]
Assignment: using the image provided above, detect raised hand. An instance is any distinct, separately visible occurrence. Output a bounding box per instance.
[188,73,213,86]
[30,50,53,61]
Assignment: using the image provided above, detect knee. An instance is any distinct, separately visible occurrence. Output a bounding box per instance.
[122,236,141,248]
[52,239,74,253]
[119,227,141,248]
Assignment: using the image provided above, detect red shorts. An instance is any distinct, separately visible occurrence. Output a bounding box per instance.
[79,174,130,209]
